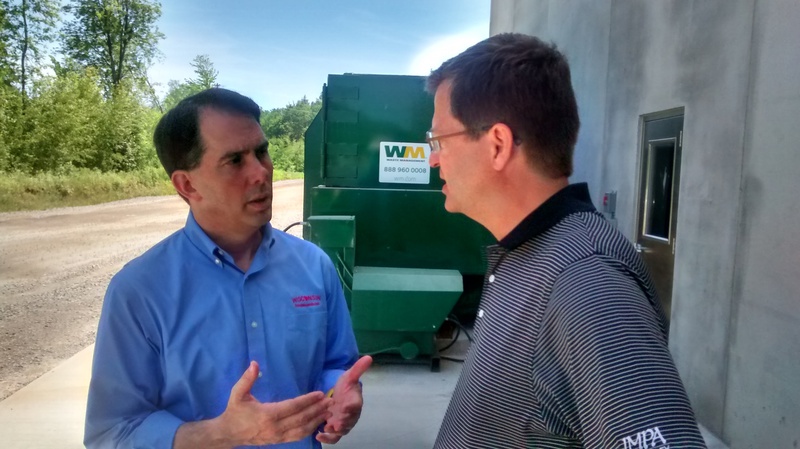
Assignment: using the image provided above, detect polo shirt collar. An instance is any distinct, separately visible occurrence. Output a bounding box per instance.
[498,183,596,250]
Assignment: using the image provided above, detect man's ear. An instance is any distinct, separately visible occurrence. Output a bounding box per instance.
[171,170,199,202]
[487,123,516,171]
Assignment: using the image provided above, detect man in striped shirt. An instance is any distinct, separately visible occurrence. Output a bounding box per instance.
[425,33,706,448]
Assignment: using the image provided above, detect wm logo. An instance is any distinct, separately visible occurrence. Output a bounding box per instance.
[384,145,426,158]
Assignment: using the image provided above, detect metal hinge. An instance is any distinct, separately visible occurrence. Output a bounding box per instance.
[679,130,683,148]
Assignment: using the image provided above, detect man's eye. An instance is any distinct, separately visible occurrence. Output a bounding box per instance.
[229,154,242,165]
[256,147,269,160]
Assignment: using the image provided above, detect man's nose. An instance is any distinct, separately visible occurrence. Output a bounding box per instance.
[429,151,440,168]
[248,155,272,184]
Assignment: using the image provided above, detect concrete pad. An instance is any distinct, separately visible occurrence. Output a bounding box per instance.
[336,357,462,448]
[0,341,465,449]
[0,332,728,449]
[0,344,93,448]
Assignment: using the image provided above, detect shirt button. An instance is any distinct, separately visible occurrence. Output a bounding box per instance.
[478,309,485,318]
[215,258,221,265]
[258,371,263,378]
[489,274,495,283]
[251,321,258,328]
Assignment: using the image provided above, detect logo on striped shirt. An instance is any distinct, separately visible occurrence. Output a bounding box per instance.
[621,426,669,449]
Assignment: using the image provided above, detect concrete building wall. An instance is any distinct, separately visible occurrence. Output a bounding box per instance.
[490,1,800,447]
[725,1,800,447]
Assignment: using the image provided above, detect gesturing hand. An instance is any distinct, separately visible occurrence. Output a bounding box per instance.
[316,355,373,444]
[220,361,332,446]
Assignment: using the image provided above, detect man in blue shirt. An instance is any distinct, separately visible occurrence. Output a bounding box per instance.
[85,88,372,448]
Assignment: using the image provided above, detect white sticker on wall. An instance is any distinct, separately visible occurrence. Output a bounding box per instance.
[378,141,431,184]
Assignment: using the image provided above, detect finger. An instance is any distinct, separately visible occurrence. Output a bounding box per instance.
[230,361,258,402]
[271,396,331,440]
[324,421,351,434]
[342,355,373,384]
[325,412,356,434]
[270,392,328,421]
[316,432,343,444]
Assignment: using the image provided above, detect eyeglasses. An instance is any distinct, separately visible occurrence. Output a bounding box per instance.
[425,129,472,153]
[426,125,497,153]
[426,125,522,154]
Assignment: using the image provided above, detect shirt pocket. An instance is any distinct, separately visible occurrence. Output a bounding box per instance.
[287,311,327,388]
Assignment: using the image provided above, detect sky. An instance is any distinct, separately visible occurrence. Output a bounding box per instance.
[148,0,491,111]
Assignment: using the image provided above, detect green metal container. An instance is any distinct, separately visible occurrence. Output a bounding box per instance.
[303,74,494,366]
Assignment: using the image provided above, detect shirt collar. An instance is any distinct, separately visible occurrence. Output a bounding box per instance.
[498,183,597,250]
[183,211,274,266]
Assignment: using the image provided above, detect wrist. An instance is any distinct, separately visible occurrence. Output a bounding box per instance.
[206,415,238,448]
[174,417,236,449]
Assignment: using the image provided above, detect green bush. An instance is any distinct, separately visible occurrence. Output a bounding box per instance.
[269,136,305,173]
[0,70,308,211]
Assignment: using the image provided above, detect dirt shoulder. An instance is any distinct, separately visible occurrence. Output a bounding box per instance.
[0,180,303,400]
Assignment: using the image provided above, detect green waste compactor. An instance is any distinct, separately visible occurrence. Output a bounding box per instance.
[303,74,494,369]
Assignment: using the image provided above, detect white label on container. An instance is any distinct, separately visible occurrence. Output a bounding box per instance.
[378,141,431,184]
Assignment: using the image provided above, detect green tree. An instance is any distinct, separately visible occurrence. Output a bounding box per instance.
[259,96,321,172]
[0,84,22,170]
[190,54,217,90]
[162,54,219,110]
[162,79,195,111]
[62,0,163,92]
[0,0,59,96]
[93,80,156,171]
[261,96,321,141]
[15,68,104,172]
[5,67,156,174]
[0,3,12,85]
[268,136,304,173]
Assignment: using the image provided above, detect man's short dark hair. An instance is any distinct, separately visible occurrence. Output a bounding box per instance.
[427,33,580,178]
[153,88,262,176]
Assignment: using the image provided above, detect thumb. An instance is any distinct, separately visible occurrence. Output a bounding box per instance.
[230,361,258,402]
[343,355,373,384]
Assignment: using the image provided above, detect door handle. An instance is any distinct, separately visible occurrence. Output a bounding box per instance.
[634,243,646,253]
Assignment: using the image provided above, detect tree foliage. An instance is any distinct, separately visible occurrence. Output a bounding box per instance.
[0,5,9,82]
[190,54,218,90]
[261,96,321,142]
[62,0,163,92]
[0,0,59,95]
[2,68,158,173]
[162,54,218,111]
[259,97,322,173]
[0,4,311,180]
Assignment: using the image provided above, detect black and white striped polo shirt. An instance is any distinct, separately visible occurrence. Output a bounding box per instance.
[435,183,706,449]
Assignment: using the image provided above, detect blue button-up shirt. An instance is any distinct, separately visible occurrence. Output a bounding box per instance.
[85,213,359,448]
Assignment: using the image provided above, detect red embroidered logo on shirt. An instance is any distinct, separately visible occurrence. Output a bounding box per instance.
[292,295,321,308]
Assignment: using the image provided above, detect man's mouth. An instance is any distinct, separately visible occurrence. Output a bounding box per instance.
[247,194,271,208]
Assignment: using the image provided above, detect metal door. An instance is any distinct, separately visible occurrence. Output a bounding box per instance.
[635,112,683,322]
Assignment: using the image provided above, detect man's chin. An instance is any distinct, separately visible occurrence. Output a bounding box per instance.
[443,198,459,214]
[244,204,272,225]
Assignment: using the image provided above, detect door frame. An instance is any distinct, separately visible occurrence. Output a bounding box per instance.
[633,107,684,323]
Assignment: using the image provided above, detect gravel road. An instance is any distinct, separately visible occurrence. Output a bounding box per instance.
[0,179,304,400]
